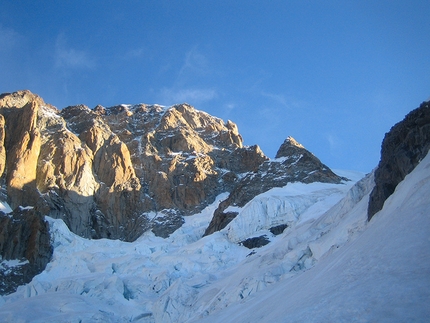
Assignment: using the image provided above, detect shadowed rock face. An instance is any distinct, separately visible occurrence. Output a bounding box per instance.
[0,90,267,241]
[204,136,346,236]
[368,101,430,221]
[0,207,52,295]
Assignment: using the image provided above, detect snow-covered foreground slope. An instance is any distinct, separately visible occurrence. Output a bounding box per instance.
[197,152,430,323]
[0,153,428,322]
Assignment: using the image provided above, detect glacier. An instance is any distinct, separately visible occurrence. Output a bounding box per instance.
[0,152,429,322]
[196,151,430,323]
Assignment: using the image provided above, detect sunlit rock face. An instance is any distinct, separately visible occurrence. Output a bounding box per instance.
[368,100,430,221]
[0,94,42,209]
[0,90,267,241]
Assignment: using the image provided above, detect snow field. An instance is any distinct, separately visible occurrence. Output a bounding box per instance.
[1,164,407,322]
[196,151,430,322]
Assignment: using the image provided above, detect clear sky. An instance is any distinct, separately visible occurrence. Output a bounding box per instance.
[1,1,429,172]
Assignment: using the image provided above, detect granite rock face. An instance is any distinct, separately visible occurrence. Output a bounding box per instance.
[0,90,267,241]
[0,95,42,209]
[204,136,346,236]
[368,101,430,220]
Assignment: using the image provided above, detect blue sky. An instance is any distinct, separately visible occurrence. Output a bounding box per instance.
[1,1,429,172]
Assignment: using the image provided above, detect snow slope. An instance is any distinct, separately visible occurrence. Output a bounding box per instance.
[0,152,428,322]
[196,151,430,323]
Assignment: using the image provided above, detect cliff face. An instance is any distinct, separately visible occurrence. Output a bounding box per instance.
[0,90,267,241]
[368,101,430,220]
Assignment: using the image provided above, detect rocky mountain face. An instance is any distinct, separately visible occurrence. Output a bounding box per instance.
[368,100,430,220]
[0,90,272,294]
[0,90,268,243]
[0,90,347,294]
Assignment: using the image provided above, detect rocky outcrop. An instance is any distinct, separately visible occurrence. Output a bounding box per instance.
[54,104,143,240]
[0,207,52,295]
[204,136,346,235]
[240,235,270,249]
[0,91,268,242]
[368,101,430,220]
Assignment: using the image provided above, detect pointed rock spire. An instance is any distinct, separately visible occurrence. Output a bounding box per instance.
[275,136,306,158]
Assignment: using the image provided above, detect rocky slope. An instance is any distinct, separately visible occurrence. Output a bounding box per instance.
[368,100,430,220]
[204,136,346,236]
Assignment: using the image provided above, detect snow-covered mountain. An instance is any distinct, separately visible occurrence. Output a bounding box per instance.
[0,90,343,294]
[0,92,429,322]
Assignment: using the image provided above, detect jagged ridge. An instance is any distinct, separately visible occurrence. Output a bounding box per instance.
[204,136,347,235]
[0,90,267,242]
[0,90,345,296]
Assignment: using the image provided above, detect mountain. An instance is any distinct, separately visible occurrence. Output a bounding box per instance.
[0,90,344,295]
[0,91,428,322]
[204,136,346,237]
[0,90,266,242]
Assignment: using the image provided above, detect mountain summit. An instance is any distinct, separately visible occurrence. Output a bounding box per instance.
[204,135,345,236]
[275,135,305,157]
